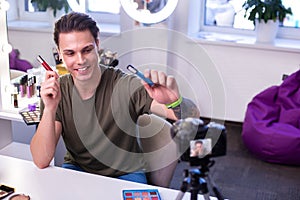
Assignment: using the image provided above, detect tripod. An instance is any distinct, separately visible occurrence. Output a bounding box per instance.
[175,158,224,200]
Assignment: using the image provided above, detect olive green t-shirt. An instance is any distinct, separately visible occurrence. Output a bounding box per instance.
[55,66,153,177]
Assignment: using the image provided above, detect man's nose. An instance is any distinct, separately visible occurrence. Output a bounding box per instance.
[76,53,85,65]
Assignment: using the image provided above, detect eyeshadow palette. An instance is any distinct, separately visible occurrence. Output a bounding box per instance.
[20,107,40,125]
[122,189,161,200]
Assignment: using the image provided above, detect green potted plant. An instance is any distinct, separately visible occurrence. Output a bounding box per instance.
[30,0,70,17]
[243,0,292,25]
[243,0,292,43]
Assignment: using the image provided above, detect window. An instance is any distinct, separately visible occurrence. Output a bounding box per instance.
[88,0,120,14]
[194,0,300,40]
[19,0,121,24]
[86,0,121,24]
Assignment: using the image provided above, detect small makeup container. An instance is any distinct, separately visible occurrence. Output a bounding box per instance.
[19,75,28,98]
[11,86,19,108]
[13,83,20,94]
[26,78,32,98]
[31,76,36,96]
[36,85,41,97]
[26,77,35,98]
[28,103,36,112]
[13,94,18,108]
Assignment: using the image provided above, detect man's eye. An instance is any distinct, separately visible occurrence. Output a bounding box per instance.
[83,48,93,54]
[64,52,74,56]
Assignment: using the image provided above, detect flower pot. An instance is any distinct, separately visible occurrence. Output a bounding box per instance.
[255,19,279,44]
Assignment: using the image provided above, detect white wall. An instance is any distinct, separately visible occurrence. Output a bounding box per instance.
[8,29,56,67]
[179,42,299,122]
[201,44,299,122]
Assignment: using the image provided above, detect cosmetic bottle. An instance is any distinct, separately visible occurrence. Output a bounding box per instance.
[36,85,41,97]
[19,75,28,98]
[27,78,33,98]
[13,94,18,108]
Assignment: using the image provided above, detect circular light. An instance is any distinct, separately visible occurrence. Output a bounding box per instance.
[120,0,179,24]
[2,43,12,53]
[0,0,10,11]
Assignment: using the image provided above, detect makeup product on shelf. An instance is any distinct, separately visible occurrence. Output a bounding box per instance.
[32,76,36,96]
[26,77,32,98]
[28,103,36,111]
[19,106,40,125]
[13,82,20,94]
[36,85,41,97]
[11,86,19,108]
[13,94,18,108]
[19,75,28,98]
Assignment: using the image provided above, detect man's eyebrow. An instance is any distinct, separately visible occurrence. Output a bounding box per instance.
[62,44,95,52]
[82,44,95,50]
[62,49,73,53]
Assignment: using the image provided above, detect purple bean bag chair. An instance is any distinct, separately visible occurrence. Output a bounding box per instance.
[242,70,300,165]
[9,49,33,72]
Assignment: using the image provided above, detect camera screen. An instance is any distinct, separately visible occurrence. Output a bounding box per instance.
[190,138,212,158]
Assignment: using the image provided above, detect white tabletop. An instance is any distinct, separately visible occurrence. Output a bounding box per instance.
[0,155,214,200]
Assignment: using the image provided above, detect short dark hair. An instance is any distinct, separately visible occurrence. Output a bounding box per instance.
[195,140,203,145]
[53,12,100,47]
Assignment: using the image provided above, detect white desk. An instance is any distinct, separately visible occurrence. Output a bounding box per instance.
[0,155,214,200]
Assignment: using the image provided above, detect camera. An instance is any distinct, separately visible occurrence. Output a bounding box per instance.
[171,118,227,166]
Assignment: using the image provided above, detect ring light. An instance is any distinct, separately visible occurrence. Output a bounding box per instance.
[120,0,179,24]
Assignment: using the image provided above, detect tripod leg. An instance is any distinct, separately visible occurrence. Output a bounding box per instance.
[202,193,211,200]
[175,179,189,200]
[190,190,199,200]
[207,174,224,200]
[190,191,211,200]
[175,191,185,200]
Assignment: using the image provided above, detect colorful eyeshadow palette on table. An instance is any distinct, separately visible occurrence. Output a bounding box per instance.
[123,189,162,200]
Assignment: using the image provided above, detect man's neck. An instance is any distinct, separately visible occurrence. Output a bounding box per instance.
[74,67,101,100]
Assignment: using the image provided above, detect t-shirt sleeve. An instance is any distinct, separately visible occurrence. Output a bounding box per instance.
[114,71,153,118]
[131,82,153,115]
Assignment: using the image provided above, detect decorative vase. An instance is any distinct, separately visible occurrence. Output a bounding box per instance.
[255,19,279,44]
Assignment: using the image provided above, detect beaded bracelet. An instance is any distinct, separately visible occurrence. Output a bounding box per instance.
[165,96,183,109]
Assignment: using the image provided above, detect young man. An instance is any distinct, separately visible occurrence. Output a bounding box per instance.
[190,140,204,157]
[30,12,200,186]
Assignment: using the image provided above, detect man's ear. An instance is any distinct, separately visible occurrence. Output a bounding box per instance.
[57,47,63,63]
[96,38,100,50]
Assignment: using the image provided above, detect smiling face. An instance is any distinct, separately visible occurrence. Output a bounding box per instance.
[58,30,100,82]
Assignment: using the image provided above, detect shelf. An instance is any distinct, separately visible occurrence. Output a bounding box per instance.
[0,142,54,165]
[0,142,32,161]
